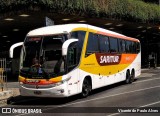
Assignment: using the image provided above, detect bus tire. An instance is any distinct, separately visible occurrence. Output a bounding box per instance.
[125,71,131,84]
[130,70,135,83]
[7,97,14,104]
[81,78,91,98]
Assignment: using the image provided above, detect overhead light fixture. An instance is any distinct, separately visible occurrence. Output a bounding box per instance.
[136,34,141,37]
[19,14,30,17]
[141,37,144,39]
[142,30,146,32]
[105,23,112,26]
[2,35,8,38]
[78,20,86,23]
[137,26,143,29]
[116,24,123,27]
[153,33,160,36]
[13,29,19,32]
[6,40,10,43]
[62,19,70,21]
[4,18,14,21]
[109,28,114,30]
[147,27,152,29]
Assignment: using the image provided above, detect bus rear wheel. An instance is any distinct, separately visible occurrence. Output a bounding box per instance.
[81,78,91,98]
[125,71,131,84]
[130,70,135,83]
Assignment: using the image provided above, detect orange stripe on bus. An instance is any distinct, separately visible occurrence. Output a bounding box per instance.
[119,54,137,64]
[49,76,62,83]
[19,76,62,85]
[97,31,139,42]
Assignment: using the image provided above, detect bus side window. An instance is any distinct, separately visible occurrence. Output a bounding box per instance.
[122,40,126,53]
[99,35,110,53]
[129,41,133,53]
[118,39,122,53]
[126,41,132,53]
[119,39,126,53]
[136,42,140,53]
[67,43,77,72]
[86,33,99,57]
[132,42,136,53]
[109,37,118,53]
[70,31,86,63]
[133,42,137,53]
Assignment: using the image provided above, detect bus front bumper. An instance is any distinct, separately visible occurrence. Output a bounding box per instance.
[19,82,68,98]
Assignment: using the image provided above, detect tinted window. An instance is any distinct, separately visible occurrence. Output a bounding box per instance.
[118,39,121,53]
[71,31,86,62]
[126,41,132,53]
[119,40,138,54]
[129,41,133,53]
[130,41,136,53]
[99,35,110,53]
[109,37,118,53]
[122,40,126,53]
[71,31,85,46]
[71,31,86,49]
[67,43,77,71]
[132,42,137,53]
[86,33,99,56]
[136,42,140,53]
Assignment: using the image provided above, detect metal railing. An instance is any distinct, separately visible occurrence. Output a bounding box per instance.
[0,58,7,91]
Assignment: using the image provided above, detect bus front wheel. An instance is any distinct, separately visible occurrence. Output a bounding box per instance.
[81,78,91,98]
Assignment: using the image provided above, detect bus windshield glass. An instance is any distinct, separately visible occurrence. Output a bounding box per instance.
[20,34,67,79]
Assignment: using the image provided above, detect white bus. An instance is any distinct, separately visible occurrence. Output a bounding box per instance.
[10,24,141,97]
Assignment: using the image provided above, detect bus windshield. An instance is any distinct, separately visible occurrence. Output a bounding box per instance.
[20,34,67,79]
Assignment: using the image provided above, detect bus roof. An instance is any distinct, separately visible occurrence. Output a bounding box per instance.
[27,24,87,36]
[27,24,139,42]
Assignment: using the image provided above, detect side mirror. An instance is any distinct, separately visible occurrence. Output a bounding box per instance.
[9,42,23,58]
[62,39,78,56]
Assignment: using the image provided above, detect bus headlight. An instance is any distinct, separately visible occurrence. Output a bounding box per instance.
[19,81,23,85]
[55,77,71,86]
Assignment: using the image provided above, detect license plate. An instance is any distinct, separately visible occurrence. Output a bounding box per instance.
[34,91,41,95]
[26,79,40,83]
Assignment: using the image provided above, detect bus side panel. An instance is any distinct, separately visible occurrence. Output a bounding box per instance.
[66,68,79,96]
[134,52,141,78]
[78,52,141,91]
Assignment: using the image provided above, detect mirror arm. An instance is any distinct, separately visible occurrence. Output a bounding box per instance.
[62,39,78,56]
[9,42,24,58]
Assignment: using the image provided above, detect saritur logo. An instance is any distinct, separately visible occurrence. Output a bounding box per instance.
[95,53,121,66]
[100,55,119,64]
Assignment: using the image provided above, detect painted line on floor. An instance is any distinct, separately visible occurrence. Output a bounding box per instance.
[15,77,160,116]
[134,77,160,84]
[55,85,160,108]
